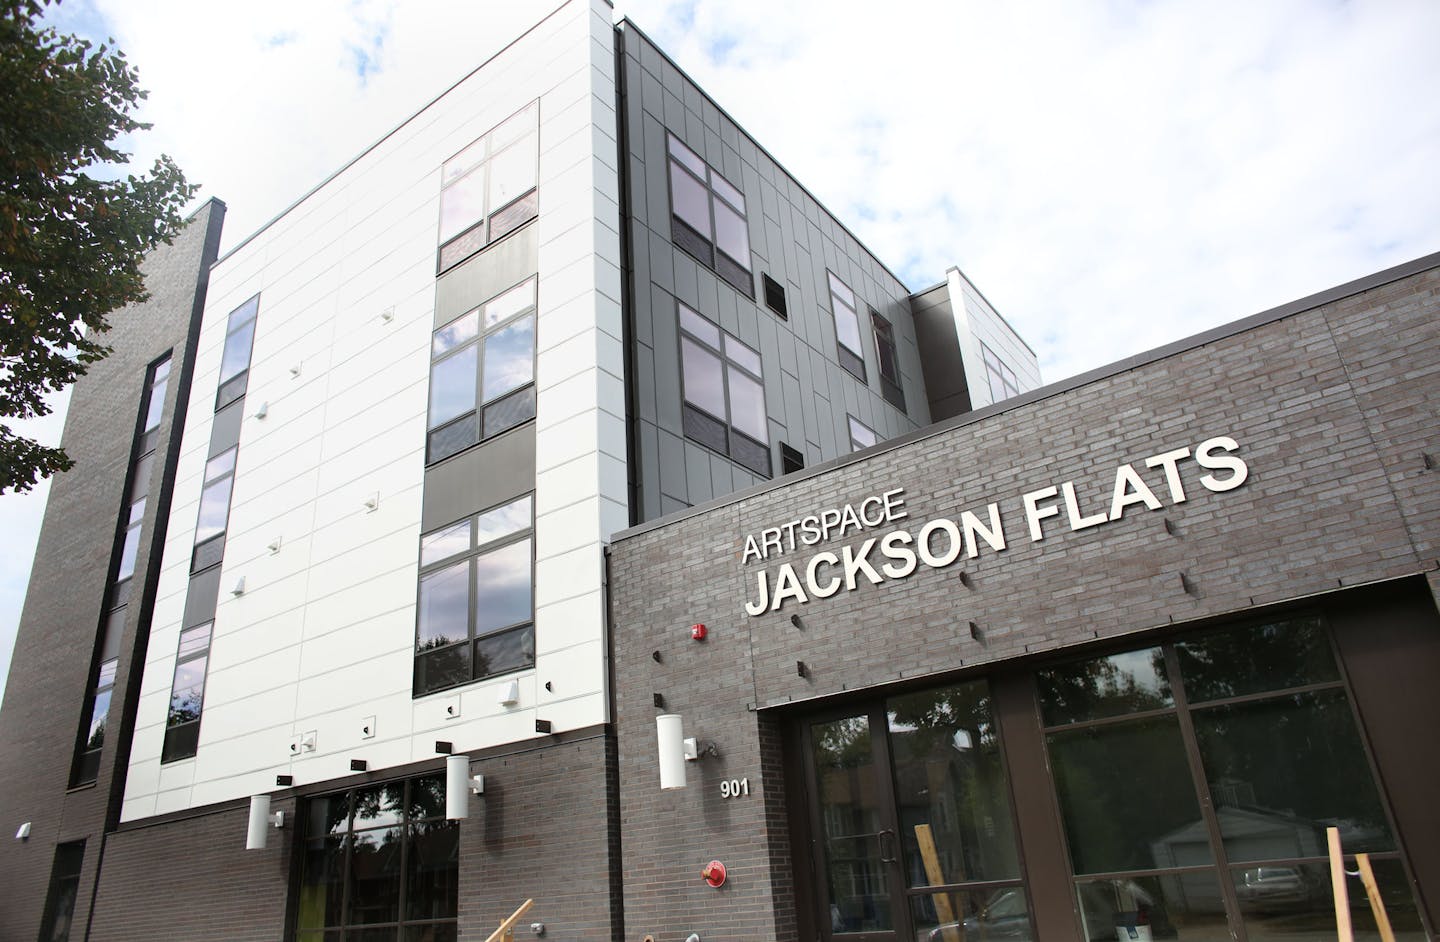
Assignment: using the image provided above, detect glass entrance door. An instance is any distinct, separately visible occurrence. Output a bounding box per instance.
[806,710,905,942]
[802,680,1032,942]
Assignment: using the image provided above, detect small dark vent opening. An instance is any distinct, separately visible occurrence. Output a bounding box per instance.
[763,274,788,319]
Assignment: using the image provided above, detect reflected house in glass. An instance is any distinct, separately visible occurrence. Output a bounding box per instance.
[2,1,1438,941]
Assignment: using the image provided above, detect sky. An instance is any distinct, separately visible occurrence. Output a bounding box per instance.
[2,0,1438,701]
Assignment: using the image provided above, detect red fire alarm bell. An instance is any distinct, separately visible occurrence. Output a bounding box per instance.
[702,860,727,887]
[690,623,707,641]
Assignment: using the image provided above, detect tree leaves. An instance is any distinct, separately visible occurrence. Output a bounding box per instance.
[0,0,196,492]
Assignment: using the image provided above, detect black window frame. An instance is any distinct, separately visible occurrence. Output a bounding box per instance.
[413,494,536,698]
[161,619,214,764]
[216,295,259,410]
[666,132,755,300]
[38,840,86,942]
[293,773,459,941]
[871,308,906,412]
[436,101,539,274]
[676,301,772,478]
[70,351,172,787]
[827,271,867,382]
[425,274,539,465]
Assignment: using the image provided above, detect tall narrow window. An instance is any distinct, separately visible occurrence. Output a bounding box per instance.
[294,775,458,941]
[828,272,867,381]
[192,446,237,572]
[981,341,1020,403]
[38,841,86,942]
[72,608,124,785]
[848,415,877,452]
[164,296,259,764]
[70,352,170,786]
[437,102,539,272]
[426,276,537,463]
[217,296,259,409]
[677,302,770,477]
[871,310,905,412]
[414,496,534,696]
[162,620,212,762]
[667,133,754,299]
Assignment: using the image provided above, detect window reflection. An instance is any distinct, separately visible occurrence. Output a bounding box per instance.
[887,682,1020,886]
[414,498,534,695]
[1038,647,1172,726]
[1193,689,1393,860]
[297,777,456,940]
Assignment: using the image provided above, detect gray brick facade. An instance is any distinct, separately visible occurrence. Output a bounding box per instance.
[0,200,225,941]
[608,256,1440,942]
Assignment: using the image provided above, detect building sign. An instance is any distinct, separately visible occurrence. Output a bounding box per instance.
[741,435,1249,616]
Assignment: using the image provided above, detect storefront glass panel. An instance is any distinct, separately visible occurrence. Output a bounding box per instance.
[811,713,895,934]
[1192,689,1393,861]
[1074,873,1231,941]
[887,682,1021,885]
[1229,859,1428,941]
[908,885,1032,942]
[1047,716,1210,874]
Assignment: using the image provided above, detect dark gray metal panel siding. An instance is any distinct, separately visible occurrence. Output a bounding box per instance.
[421,425,537,532]
[618,25,930,520]
[433,222,539,328]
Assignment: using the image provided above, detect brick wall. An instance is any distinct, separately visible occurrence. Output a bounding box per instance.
[608,261,1440,942]
[0,201,224,941]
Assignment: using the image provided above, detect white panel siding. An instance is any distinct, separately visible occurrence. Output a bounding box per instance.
[123,0,621,820]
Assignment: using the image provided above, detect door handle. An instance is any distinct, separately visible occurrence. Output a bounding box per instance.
[877,828,897,863]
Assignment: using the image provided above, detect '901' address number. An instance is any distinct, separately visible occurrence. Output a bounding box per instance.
[720,778,750,798]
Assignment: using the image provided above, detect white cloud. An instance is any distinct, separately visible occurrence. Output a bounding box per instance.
[3,0,1437,686]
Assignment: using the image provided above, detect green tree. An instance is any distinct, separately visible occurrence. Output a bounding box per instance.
[0,0,196,492]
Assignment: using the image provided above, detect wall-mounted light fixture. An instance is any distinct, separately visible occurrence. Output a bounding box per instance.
[231,576,246,596]
[445,754,486,820]
[254,401,269,420]
[657,714,718,790]
[498,678,519,707]
[15,822,31,841]
[246,795,286,850]
[658,714,687,789]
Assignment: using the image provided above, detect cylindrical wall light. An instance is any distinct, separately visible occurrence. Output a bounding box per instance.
[446,754,470,820]
[657,714,687,790]
[246,795,272,850]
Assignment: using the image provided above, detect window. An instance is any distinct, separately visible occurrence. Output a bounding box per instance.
[1037,615,1427,938]
[677,302,770,477]
[848,415,877,453]
[71,606,123,785]
[295,775,458,942]
[827,272,866,381]
[39,841,85,942]
[438,102,538,272]
[426,276,537,463]
[871,310,905,412]
[762,273,788,319]
[780,442,804,475]
[161,620,213,763]
[71,352,170,786]
[414,495,534,696]
[667,133,753,299]
[217,295,259,409]
[981,341,1020,403]
[192,445,237,571]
